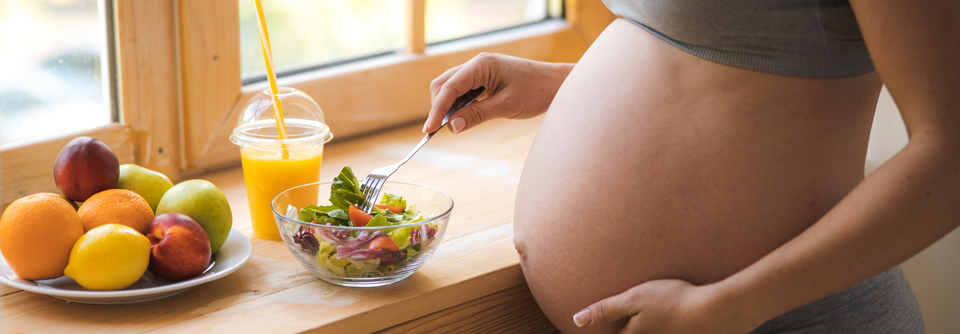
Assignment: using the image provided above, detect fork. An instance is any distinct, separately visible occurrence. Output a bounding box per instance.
[358,87,486,213]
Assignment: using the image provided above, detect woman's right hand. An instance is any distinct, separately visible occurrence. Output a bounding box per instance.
[422,53,574,134]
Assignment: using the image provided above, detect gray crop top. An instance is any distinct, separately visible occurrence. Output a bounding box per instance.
[602,0,875,77]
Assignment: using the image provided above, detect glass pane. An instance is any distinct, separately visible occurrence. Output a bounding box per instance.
[426,0,551,44]
[0,0,112,147]
[239,0,405,82]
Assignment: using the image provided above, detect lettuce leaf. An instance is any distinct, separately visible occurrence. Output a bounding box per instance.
[317,240,335,254]
[316,241,349,276]
[330,166,363,210]
[379,193,406,210]
[297,205,328,222]
[371,206,405,222]
[365,215,391,227]
[345,259,381,277]
[320,216,349,226]
[388,226,415,249]
[296,210,313,222]
[402,205,422,222]
[298,205,349,226]
[326,209,349,220]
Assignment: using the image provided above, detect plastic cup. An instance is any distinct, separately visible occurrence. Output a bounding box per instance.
[230,87,332,241]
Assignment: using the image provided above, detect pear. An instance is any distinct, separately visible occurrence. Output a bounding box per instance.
[156,180,233,254]
[116,164,174,213]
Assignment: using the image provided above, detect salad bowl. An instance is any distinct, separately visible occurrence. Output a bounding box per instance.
[272,172,452,287]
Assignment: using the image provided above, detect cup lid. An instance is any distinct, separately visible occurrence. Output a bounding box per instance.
[230,87,333,148]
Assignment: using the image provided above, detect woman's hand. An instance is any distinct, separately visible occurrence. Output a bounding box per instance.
[573,279,756,334]
[422,53,573,134]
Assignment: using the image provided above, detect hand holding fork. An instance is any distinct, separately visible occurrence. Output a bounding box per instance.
[357,87,486,213]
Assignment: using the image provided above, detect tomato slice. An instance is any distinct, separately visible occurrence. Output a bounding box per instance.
[369,236,399,251]
[374,204,404,214]
[348,204,373,227]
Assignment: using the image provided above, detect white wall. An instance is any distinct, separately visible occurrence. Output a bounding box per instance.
[865,86,960,334]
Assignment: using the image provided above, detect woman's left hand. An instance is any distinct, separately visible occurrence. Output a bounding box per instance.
[573,279,751,334]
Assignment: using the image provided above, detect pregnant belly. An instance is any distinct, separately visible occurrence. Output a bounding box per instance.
[514,19,882,333]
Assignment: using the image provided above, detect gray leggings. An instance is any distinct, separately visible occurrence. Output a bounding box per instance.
[750,266,925,334]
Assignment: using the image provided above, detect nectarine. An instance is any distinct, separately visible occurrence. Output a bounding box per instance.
[147,213,212,282]
[53,137,120,202]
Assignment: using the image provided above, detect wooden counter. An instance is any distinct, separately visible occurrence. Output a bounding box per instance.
[0,117,558,333]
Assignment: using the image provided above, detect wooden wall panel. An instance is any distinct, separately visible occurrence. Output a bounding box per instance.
[178,0,242,171]
[116,0,181,181]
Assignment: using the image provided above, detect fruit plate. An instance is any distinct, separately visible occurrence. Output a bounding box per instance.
[0,229,252,305]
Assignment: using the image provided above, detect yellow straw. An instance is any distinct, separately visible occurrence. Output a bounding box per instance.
[254,0,288,141]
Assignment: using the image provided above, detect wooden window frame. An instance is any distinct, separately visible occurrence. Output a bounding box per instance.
[0,0,614,211]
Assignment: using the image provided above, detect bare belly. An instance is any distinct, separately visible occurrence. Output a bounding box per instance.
[514,19,883,333]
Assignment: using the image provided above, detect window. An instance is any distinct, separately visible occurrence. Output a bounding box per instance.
[238,0,564,84]
[0,0,114,147]
[425,0,563,44]
[176,0,612,171]
[238,0,405,83]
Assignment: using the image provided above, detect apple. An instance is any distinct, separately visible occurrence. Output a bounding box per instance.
[147,213,211,282]
[117,164,174,213]
[156,180,232,253]
[53,136,120,202]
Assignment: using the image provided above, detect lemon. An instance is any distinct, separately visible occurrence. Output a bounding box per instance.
[64,224,151,290]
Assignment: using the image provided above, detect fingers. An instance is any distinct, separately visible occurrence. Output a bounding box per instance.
[574,288,639,328]
[430,64,463,103]
[445,92,504,134]
[424,71,482,133]
[423,54,497,133]
[425,83,470,132]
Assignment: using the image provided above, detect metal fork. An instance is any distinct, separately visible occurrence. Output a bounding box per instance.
[358,87,486,213]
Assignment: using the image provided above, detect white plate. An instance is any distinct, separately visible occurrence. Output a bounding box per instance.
[0,229,252,305]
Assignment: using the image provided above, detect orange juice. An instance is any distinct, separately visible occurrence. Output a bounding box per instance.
[241,146,323,241]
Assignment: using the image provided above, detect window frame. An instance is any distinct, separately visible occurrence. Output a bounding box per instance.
[0,0,614,211]
[178,0,612,173]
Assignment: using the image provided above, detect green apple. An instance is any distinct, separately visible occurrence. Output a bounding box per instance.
[156,180,233,254]
[116,164,174,213]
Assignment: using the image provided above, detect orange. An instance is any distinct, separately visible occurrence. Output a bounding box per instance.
[0,193,84,280]
[78,189,154,235]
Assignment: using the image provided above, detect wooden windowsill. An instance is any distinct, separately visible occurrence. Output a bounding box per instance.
[0,117,556,333]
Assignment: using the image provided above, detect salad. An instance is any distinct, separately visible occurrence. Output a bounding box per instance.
[290,166,437,278]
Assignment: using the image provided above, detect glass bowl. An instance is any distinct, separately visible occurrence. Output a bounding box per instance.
[272,181,452,287]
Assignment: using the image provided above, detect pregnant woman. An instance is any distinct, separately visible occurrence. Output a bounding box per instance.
[422,0,957,333]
